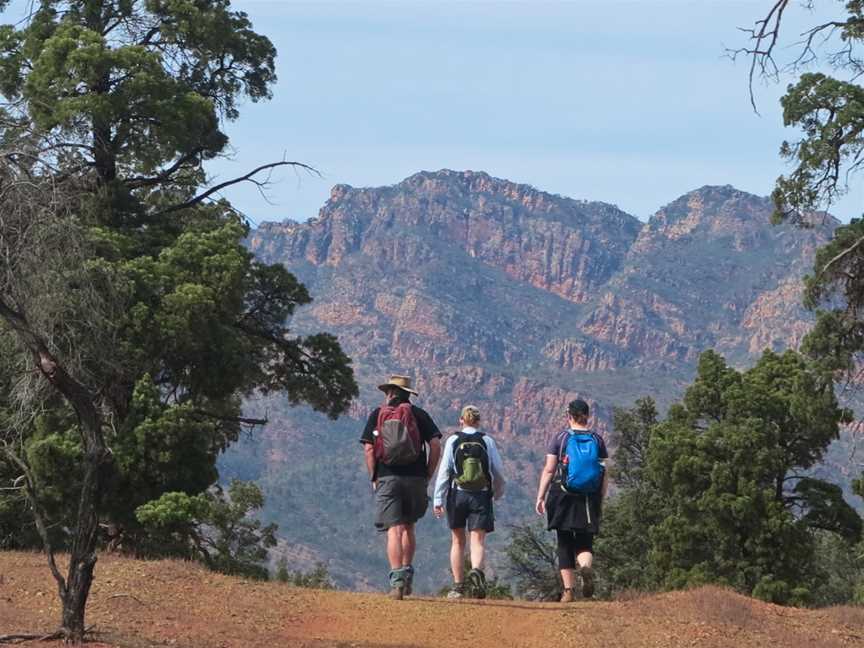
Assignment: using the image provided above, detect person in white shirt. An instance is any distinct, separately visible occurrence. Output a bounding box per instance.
[433,405,506,599]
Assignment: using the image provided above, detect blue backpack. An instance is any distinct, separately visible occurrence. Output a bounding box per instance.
[558,432,604,494]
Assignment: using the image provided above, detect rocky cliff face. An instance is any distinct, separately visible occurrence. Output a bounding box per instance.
[229,170,840,591]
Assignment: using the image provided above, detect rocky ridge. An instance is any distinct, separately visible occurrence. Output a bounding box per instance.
[228,170,843,591]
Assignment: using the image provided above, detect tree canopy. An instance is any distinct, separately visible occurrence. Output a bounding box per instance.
[0,0,357,641]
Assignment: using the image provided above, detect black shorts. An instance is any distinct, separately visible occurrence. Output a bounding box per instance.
[446,488,494,532]
[556,530,594,569]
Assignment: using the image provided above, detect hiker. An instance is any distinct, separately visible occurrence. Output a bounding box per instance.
[433,405,506,599]
[535,398,608,602]
[360,374,442,600]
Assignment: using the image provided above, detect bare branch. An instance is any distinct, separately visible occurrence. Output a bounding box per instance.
[152,160,320,217]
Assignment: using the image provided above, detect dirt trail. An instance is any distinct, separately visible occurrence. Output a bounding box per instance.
[1,551,862,647]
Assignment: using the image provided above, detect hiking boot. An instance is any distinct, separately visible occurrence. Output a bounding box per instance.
[447,583,465,599]
[560,587,576,603]
[388,569,406,600]
[403,565,415,597]
[580,566,595,599]
[468,568,487,600]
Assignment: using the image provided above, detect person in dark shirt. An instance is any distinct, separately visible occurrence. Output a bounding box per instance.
[360,375,442,599]
[535,398,608,602]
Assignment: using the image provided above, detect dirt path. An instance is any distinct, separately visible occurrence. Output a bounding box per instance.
[1,552,862,647]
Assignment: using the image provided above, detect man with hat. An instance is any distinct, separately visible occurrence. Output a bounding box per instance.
[360,374,442,599]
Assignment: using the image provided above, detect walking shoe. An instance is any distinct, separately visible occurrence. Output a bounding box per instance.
[447,582,465,599]
[560,587,576,603]
[580,566,595,599]
[403,565,415,597]
[467,568,487,599]
[388,569,406,600]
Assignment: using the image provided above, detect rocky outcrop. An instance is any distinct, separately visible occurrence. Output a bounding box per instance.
[542,338,622,372]
[236,171,844,591]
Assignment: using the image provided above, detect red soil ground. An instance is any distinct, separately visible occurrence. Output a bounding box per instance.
[1,551,863,647]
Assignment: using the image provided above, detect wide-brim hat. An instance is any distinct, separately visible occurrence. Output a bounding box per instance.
[378,374,419,396]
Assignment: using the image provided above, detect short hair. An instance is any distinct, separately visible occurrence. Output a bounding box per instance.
[460,405,481,426]
[568,399,590,420]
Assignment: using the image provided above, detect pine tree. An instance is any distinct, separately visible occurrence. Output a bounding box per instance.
[0,1,357,640]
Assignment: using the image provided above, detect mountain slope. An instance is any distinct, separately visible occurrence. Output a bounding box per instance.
[224,170,848,591]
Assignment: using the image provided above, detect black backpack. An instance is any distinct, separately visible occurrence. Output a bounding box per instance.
[452,432,491,491]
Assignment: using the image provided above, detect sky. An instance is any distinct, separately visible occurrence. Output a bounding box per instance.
[5,0,864,223]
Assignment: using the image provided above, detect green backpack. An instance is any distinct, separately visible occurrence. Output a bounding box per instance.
[453,432,491,491]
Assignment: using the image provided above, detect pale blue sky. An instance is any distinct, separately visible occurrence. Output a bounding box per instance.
[4,0,863,223]
[218,0,864,223]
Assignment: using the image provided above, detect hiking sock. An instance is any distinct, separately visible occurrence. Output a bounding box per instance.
[388,568,406,600]
[403,565,415,596]
[389,568,407,588]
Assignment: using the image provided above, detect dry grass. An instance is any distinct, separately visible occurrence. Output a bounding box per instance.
[2,551,863,648]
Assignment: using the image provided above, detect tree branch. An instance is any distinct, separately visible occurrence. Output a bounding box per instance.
[1,446,67,596]
[151,160,320,217]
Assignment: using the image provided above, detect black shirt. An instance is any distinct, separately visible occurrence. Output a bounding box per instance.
[360,395,442,479]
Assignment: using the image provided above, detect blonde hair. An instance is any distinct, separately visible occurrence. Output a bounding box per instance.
[460,405,481,426]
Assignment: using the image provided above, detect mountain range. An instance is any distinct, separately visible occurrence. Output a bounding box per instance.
[219,170,856,592]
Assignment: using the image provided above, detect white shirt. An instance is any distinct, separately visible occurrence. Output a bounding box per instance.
[432,426,506,507]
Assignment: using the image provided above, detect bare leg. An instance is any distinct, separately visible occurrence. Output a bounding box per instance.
[386,525,405,569]
[450,528,466,582]
[576,551,593,569]
[469,529,486,570]
[560,568,576,589]
[401,524,416,567]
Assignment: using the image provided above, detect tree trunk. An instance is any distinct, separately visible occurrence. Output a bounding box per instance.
[61,443,107,643]
[0,301,109,644]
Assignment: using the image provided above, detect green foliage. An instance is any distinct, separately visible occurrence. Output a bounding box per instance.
[274,557,335,590]
[136,479,277,579]
[0,0,357,560]
[594,398,660,596]
[645,349,859,603]
[808,531,864,607]
[504,523,560,601]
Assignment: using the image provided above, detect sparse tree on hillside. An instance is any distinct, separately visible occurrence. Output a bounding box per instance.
[504,523,561,601]
[274,559,336,590]
[136,480,277,580]
[0,0,357,641]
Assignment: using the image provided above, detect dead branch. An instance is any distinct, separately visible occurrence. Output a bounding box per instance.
[0,630,65,644]
[106,593,147,606]
[152,159,319,217]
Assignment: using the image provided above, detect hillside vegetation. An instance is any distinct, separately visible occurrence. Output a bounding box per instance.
[1,551,862,648]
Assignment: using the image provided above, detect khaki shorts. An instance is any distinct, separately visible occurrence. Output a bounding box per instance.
[374,476,428,530]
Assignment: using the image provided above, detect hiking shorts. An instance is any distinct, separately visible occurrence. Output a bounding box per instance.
[374,476,428,530]
[556,530,594,569]
[446,488,494,532]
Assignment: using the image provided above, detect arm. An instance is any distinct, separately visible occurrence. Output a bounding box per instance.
[412,406,442,482]
[427,437,442,482]
[535,454,558,515]
[363,442,376,485]
[598,435,610,500]
[486,437,506,500]
[360,409,378,489]
[432,437,454,509]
